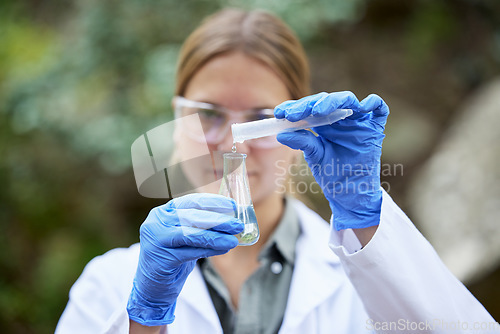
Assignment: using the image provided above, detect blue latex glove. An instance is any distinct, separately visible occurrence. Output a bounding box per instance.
[127,193,243,326]
[275,91,389,231]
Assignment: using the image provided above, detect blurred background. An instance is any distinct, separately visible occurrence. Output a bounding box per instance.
[1,0,499,332]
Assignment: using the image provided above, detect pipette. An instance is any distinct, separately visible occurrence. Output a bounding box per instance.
[231,109,353,144]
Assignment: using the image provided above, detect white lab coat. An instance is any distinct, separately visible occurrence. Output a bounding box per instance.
[56,191,495,333]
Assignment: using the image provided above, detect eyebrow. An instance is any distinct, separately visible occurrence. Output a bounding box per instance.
[196,100,218,106]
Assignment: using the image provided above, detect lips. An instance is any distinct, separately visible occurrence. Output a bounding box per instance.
[247,172,259,182]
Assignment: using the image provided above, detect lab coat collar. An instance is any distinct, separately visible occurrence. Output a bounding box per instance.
[179,199,343,332]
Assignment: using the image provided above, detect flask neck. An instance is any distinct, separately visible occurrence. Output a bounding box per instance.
[222,153,247,175]
[220,152,251,205]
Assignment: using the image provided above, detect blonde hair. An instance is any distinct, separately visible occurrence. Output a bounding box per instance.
[175,8,310,100]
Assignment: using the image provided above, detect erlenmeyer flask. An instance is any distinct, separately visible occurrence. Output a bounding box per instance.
[219,153,259,246]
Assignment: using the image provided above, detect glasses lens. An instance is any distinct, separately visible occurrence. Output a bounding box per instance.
[175,98,282,148]
[177,105,228,144]
[197,107,227,141]
[242,109,281,148]
[245,110,274,122]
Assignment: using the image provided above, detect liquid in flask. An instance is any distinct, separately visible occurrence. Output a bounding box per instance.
[219,152,259,246]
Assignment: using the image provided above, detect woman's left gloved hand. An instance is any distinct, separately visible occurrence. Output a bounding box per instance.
[275,91,389,231]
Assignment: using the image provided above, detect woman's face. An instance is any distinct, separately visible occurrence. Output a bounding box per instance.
[176,52,297,205]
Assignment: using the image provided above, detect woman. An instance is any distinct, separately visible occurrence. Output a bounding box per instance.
[56,9,494,334]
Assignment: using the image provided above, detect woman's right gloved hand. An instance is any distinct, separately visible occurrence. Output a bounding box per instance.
[127,193,243,327]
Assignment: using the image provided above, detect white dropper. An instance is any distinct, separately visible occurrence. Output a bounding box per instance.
[231,109,353,144]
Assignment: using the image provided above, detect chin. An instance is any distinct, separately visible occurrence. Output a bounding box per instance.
[251,188,281,207]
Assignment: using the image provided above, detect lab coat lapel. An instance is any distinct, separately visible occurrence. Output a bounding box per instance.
[280,200,344,332]
[178,265,222,333]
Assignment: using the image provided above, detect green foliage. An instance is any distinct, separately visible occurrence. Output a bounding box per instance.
[405,1,458,66]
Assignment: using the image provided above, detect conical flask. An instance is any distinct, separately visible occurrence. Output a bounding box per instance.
[219,153,259,246]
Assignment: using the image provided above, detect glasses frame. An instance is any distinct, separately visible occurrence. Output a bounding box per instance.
[173,96,280,148]
[174,96,274,120]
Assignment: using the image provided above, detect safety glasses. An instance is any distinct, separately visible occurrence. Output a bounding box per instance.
[173,96,281,148]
